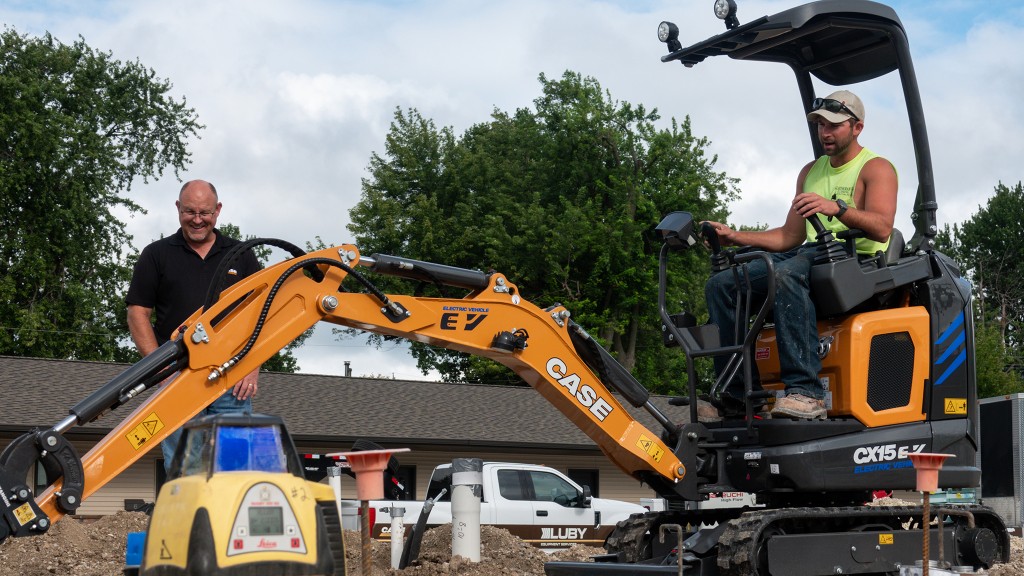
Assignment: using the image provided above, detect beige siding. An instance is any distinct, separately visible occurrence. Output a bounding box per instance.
[70,441,161,517]
[19,442,664,518]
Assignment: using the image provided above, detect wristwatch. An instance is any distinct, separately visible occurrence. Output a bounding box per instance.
[835,198,848,218]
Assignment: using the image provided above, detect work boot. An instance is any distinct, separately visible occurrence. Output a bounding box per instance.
[695,397,769,423]
[718,394,770,421]
[771,393,827,420]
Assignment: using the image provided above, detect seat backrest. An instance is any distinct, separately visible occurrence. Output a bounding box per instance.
[884,228,905,264]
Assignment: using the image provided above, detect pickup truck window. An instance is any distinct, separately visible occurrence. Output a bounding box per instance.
[528,471,580,506]
[425,467,452,502]
[497,469,528,500]
[496,469,581,506]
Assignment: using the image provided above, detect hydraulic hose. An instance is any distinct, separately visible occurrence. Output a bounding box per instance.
[214,255,407,378]
[203,237,317,312]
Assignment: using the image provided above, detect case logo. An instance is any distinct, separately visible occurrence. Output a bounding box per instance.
[546,357,614,421]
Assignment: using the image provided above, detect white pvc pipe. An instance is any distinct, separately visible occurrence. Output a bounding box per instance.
[450,458,482,562]
[327,466,343,524]
[390,507,406,569]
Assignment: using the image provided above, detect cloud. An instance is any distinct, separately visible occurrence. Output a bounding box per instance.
[4,0,1023,377]
[916,18,1024,228]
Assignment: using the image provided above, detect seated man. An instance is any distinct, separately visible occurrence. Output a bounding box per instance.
[701,90,897,420]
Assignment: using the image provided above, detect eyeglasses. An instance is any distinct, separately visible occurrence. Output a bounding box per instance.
[811,98,860,122]
[179,208,216,219]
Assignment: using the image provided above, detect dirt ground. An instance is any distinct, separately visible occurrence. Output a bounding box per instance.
[0,510,1020,576]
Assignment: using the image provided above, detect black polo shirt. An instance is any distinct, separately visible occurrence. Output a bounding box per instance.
[126,229,261,344]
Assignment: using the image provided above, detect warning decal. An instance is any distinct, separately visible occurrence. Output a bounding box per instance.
[878,533,894,545]
[944,398,968,415]
[126,413,165,450]
[13,502,36,526]
[636,434,665,463]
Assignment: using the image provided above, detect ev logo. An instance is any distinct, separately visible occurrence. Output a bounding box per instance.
[439,312,488,331]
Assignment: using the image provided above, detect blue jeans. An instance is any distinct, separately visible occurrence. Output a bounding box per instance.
[705,245,823,400]
[160,390,252,475]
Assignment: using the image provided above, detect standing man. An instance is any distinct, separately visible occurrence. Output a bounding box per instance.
[126,179,262,472]
[701,90,897,420]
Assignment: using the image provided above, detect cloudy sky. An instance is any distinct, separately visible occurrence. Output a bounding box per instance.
[3,0,1023,379]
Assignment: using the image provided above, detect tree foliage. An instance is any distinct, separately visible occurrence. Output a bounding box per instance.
[936,181,1024,396]
[0,28,202,360]
[348,71,736,393]
[972,321,1023,398]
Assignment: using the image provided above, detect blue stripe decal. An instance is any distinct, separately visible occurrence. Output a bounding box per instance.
[935,312,964,346]
[935,330,965,365]
[933,311,967,387]
[934,349,966,387]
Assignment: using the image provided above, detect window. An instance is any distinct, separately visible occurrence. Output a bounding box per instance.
[390,465,416,500]
[425,466,452,501]
[528,471,580,506]
[496,469,528,500]
[33,462,46,494]
[568,468,599,497]
[155,458,167,492]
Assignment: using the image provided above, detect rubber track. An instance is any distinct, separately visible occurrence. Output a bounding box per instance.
[715,505,1011,576]
[605,508,746,563]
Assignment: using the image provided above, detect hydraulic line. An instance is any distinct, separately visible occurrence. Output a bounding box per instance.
[202,238,315,312]
[212,254,407,379]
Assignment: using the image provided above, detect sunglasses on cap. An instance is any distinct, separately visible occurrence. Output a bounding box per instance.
[811,98,860,122]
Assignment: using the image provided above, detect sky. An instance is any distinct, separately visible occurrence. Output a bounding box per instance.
[3,0,1023,380]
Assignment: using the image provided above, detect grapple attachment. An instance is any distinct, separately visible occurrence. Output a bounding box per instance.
[0,428,84,544]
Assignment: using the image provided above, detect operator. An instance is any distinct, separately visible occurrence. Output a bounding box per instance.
[700,90,897,421]
[126,179,262,472]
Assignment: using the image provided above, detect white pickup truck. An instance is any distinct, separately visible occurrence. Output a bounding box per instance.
[344,461,645,551]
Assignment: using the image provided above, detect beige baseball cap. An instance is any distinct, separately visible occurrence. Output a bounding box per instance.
[807,90,865,123]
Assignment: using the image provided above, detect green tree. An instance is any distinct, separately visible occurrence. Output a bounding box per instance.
[972,321,1023,398]
[348,71,736,393]
[0,29,201,360]
[936,181,1024,396]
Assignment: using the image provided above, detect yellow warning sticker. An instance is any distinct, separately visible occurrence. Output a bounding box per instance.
[944,398,968,415]
[879,534,894,545]
[13,502,36,526]
[636,434,653,452]
[126,413,165,450]
[636,434,665,463]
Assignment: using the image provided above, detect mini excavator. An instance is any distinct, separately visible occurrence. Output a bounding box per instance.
[0,2,1011,575]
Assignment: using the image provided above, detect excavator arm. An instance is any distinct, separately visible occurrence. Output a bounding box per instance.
[0,243,688,543]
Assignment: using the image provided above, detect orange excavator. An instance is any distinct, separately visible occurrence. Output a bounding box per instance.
[0,2,1012,574]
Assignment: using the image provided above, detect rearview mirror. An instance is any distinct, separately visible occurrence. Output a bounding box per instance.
[656,211,698,251]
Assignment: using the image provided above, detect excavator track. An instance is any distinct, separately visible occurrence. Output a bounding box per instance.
[715,505,1010,576]
[602,505,1010,575]
[605,508,745,563]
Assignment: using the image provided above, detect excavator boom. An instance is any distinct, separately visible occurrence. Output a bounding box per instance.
[0,243,686,541]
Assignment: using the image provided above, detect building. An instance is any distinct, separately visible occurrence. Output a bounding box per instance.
[0,355,692,516]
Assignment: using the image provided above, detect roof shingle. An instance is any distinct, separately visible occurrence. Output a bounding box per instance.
[0,356,690,452]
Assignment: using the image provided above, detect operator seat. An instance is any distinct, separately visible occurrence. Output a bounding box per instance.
[883,228,905,265]
[811,227,929,317]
